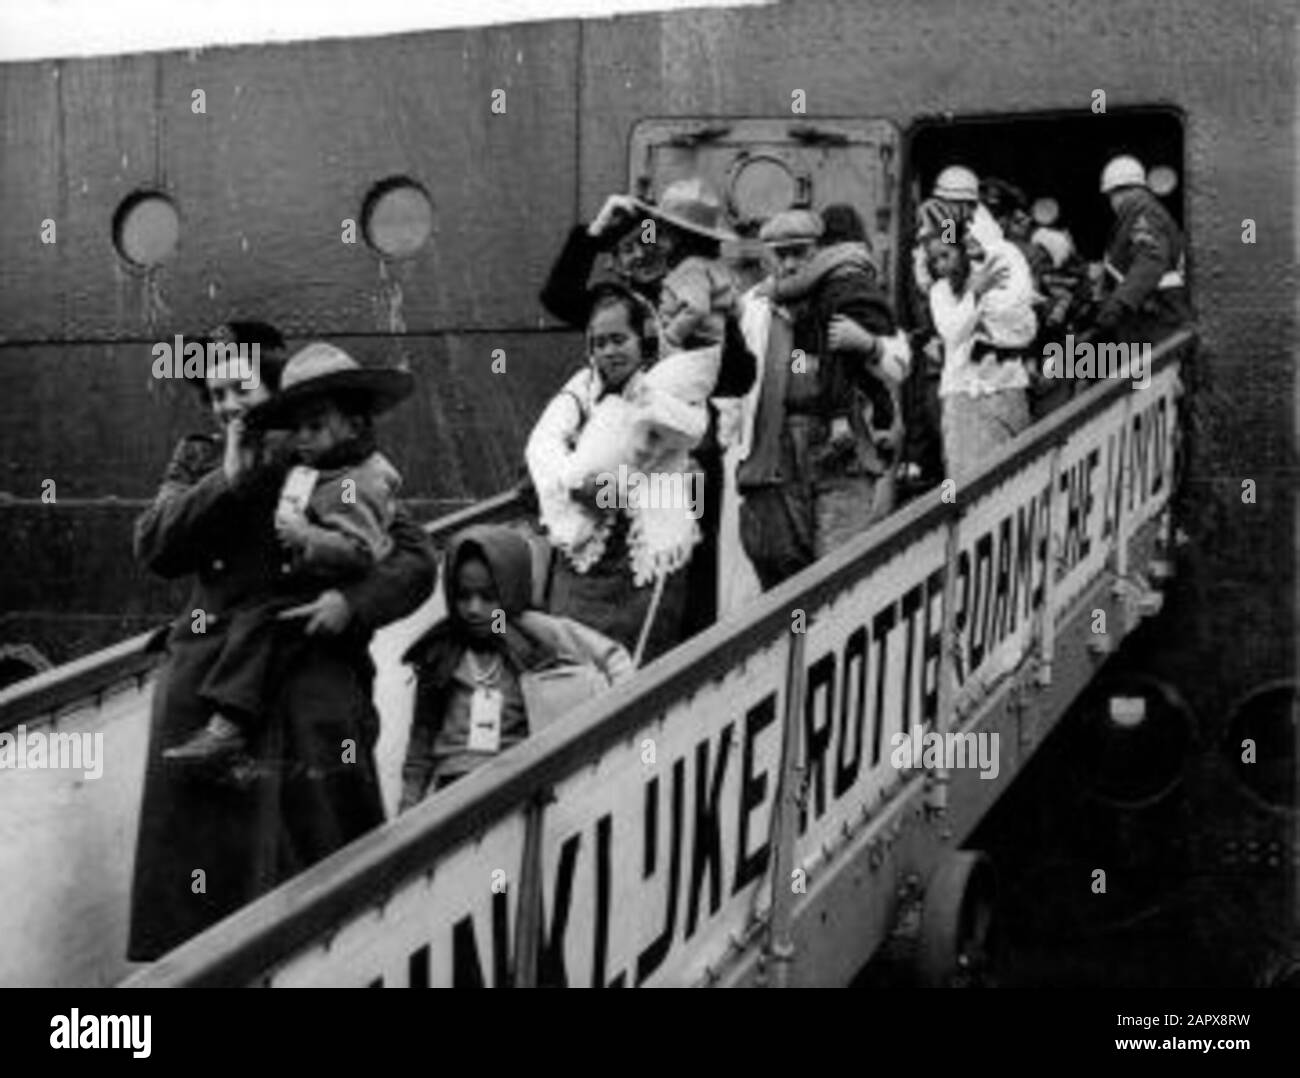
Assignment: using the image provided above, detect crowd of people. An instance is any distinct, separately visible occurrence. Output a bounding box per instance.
[902,157,1191,485]
[126,152,1191,962]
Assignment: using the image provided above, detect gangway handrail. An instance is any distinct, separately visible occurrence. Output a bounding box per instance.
[0,488,528,733]
[122,328,1196,987]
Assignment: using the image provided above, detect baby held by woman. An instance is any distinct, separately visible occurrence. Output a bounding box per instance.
[539,282,724,585]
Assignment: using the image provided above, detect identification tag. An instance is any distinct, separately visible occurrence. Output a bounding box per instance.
[467,687,503,754]
[276,466,319,527]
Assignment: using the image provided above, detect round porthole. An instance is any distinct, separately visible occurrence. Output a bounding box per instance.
[1068,674,1195,810]
[362,177,434,258]
[1223,679,1297,813]
[727,154,807,231]
[112,190,180,267]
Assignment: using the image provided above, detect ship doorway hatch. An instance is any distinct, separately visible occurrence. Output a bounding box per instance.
[628,117,901,300]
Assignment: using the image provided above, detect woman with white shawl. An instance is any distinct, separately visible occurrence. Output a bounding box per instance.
[526,284,712,664]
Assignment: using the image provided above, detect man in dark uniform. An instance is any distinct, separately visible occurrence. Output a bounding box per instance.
[1096,155,1193,343]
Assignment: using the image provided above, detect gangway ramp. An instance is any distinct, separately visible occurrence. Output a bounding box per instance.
[111,331,1191,987]
[0,333,1190,986]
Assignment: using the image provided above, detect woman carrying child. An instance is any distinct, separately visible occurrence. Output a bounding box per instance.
[127,323,436,961]
[526,284,700,664]
[538,178,757,635]
[734,207,909,590]
[161,341,414,769]
[919,210,1038,484]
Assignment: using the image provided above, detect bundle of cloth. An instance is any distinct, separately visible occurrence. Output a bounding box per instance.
[544,345,720,585]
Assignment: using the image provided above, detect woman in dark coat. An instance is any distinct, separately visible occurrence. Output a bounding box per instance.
[127,322,436,961]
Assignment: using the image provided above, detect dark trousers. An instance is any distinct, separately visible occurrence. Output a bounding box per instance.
[680,436,724,637]
[197,603,293,727]
[901,346,944,483]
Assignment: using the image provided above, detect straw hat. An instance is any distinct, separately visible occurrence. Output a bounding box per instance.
[634,177,737,243]
[245,342,413,428]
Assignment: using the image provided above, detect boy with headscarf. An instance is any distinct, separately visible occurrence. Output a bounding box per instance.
[399,525,632,802]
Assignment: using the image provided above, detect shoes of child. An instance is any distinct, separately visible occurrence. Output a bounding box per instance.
[163,714,248,771]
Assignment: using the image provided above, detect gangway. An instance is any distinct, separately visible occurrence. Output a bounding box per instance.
[1,332,1192,987]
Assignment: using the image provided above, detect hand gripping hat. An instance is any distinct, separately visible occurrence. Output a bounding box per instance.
[634,177,737,243]
[932,165,980,203]
[1100,155,1148,193]
[245,341,414,428]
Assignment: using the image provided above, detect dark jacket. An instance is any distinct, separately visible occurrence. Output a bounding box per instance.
[127,431,436,961]
[777,243,899,429]
[400,525,632,805]
[1098,189,1192,341]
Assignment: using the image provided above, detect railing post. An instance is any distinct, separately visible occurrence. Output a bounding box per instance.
[512,789,550,988]
[928,510,962,823]
[1115,388,1134,582]
[1037,444,1064,686]
[764,624,807,987]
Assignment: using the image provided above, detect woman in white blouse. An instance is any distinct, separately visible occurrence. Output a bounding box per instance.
[923,221,1039,484]
[525,283,699,664]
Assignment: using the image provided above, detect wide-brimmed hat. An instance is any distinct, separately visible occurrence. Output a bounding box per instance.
[633,178,737,243]
[244,341,413,428]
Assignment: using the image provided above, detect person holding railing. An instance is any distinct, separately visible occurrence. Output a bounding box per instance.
[127,321,436,962]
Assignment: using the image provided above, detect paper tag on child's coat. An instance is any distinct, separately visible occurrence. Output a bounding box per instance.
[467,687,503,753]
[276,465,319,526]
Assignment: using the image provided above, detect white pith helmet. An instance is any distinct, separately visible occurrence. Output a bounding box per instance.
[1100,155,1148,193]
[932,165,979,202]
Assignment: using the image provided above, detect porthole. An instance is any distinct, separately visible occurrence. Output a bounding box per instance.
[1223,680,1296,813]
[112,190,180,267]
[726,153,809,231]
[361,176,434,258]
